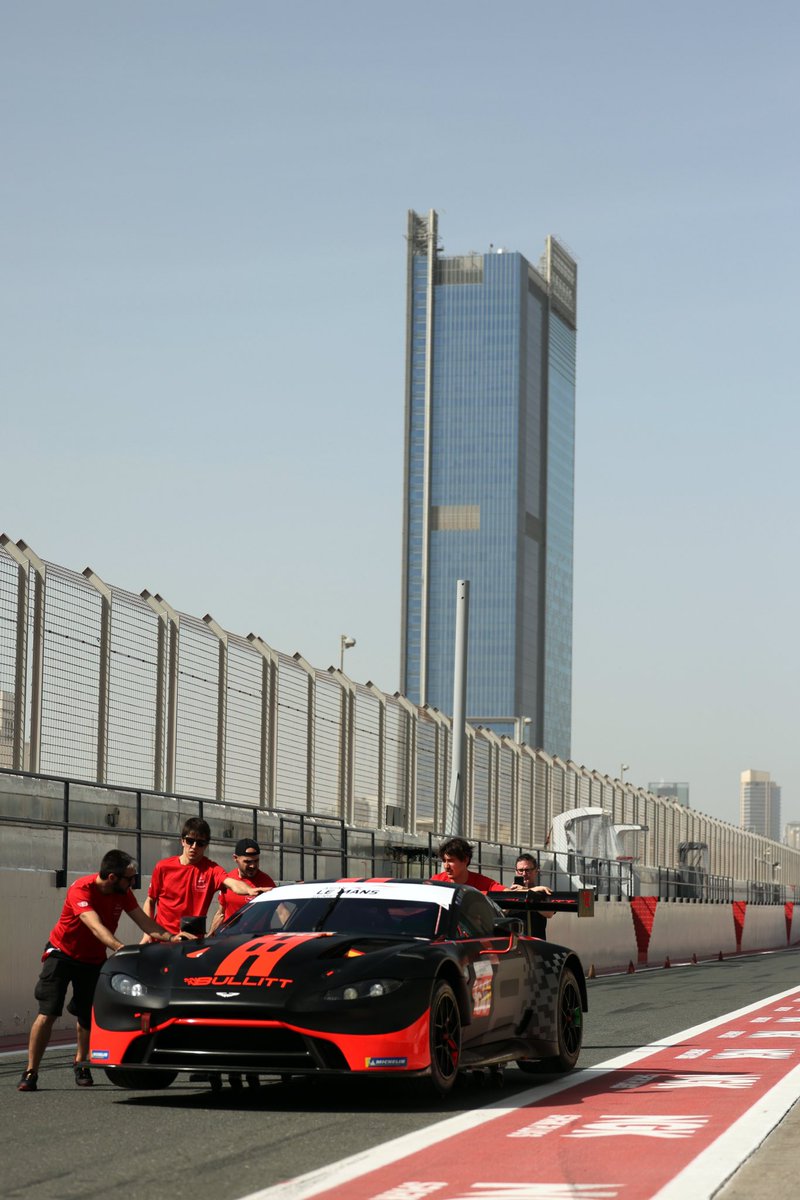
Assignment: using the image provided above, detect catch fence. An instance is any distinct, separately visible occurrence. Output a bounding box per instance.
[1,533,796,890]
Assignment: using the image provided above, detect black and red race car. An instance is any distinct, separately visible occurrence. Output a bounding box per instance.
[90,879,587,1096]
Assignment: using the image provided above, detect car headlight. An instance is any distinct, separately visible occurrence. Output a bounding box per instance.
[110,974,149,998]
[324,979,402,1002]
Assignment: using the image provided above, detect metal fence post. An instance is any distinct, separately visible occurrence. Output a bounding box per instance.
[0,535,29,771]
[19,540,45,774]
[83,568,112,784]
[247,634,278,810]
[203,615,228,801]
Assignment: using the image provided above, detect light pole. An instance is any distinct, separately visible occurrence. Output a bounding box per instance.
[339,634,356,673]
[620,763,630,785]
[515,716,532,745]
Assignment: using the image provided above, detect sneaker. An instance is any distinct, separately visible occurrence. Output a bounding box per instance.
[17,1069,38,1092]
[73,1063,93,1088]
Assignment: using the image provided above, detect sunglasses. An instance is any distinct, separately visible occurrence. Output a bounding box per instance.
[183,836,209,848]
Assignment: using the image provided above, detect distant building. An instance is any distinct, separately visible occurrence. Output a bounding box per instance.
[784,822,800,850]
[740,769,781,841]
[648,781,690,808]
[400,210,577,757]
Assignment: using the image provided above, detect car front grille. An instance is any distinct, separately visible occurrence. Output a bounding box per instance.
[124,1022,349,1072]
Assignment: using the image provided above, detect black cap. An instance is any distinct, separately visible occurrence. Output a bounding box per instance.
[234,838,260,857]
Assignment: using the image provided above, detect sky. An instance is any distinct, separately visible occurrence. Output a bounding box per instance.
[3,1,799,827]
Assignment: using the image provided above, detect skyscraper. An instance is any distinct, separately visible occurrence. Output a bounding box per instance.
[400,210,577,758]
[740,769,782,841]
[648,781,691,808]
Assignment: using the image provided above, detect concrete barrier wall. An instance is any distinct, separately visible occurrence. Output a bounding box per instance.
[1,869,797,1042]
[1,869,154,1042]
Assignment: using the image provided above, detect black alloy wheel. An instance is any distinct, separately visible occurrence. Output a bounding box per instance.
[518,966,583,1074]
[429,980,461,1096]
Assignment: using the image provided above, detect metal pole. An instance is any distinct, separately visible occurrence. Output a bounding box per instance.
[446,579,469,835]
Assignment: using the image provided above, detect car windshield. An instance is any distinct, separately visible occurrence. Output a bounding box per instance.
[215,894,442,940]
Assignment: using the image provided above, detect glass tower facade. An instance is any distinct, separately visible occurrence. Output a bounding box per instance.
[400,210,577,758]
[739,769,782,841]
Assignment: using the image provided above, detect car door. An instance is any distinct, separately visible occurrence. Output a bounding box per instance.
[452,890,528,1041]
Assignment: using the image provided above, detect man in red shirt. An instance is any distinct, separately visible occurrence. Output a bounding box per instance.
[209,838,276,933]
[18,848,178,1093]
[430,836,507,894]
[143,817,265,937]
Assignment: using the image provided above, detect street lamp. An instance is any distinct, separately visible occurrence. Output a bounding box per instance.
[757,856,781,882]
[515,716,532,745]
[620,763,630,785]
[339,634,356,673]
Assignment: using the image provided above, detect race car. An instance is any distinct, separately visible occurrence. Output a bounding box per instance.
[90,878,587,1097]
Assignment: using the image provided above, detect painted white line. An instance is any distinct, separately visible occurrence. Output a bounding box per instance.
[0,1042,77,1060]
[234,984,800,1200]
[651,1062,800,1199]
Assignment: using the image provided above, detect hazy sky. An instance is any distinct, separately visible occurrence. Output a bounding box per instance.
[3,2,798,826]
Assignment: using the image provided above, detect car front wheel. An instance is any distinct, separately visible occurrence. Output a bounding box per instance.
[429,980,461,1097]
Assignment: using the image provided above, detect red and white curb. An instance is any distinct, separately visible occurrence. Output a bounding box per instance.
[238,985,800,1200]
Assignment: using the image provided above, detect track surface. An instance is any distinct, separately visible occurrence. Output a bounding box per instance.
[3,948,799,1200]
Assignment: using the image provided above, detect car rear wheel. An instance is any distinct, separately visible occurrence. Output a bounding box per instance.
[429,980,461,1096]
[518,966,583,1074]
[104,1067,177,1090]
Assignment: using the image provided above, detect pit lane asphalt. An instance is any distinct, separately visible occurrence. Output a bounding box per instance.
[3,948,799,1200]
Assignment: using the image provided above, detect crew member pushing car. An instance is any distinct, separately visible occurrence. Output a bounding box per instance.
[209,838,276,933]
[17,849,178,1093]
[430,836,506,894]
[142,817,266,937]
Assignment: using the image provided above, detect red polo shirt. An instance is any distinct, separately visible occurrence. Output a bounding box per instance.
[147,855,230,933]
[217,867,276,922]
[49,874,140,964]
[430,869,506,895]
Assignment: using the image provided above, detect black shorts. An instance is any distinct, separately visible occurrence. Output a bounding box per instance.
[34,948,102,1029]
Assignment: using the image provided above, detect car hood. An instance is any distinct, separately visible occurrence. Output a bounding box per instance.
[109,930,433,992]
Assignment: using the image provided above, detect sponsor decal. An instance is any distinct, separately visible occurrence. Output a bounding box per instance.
[77,901,90,908]
[365,1056,408,1068]
[472,959,493,1017]
[216,991,240,997]
[183,975,292,988]
[91,1050,110,1060]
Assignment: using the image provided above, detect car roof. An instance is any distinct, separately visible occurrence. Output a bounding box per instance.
[248,878,458,909]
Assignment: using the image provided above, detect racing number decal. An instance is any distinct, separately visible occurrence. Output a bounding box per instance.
[215,936,299,979]
[184,934,325,987]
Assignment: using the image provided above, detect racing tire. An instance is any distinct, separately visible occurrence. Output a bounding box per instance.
[429,980,461,1097]
[104,1067,178,1090]
[517,966,583,1075]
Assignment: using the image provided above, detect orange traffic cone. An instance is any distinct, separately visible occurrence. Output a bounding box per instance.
[627,960,636,974]
[691,953,698,965]
[587,963,596,979]
[664,956,671,968]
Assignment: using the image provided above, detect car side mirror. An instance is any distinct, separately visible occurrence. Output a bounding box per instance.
[493,916,523,936]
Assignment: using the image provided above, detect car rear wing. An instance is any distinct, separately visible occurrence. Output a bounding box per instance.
[494,889,595,921]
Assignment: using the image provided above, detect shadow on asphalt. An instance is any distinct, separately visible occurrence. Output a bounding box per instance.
[112,1070,546,1114]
